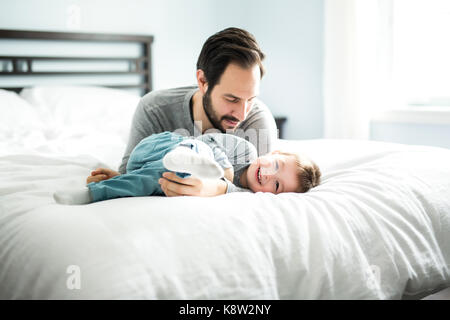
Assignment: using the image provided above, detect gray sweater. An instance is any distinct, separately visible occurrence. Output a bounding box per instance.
[119,86,277,176]
[196,133,257,193]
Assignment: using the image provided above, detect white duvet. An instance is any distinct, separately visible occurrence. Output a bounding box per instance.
[1,138,449,299]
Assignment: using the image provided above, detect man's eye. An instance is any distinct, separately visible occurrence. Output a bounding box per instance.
[226,99,238,103]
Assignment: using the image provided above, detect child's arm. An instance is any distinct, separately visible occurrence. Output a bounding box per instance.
[224,167,234,182]
[223,180,253,193]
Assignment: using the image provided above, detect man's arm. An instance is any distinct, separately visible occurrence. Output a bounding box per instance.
[159,172,228,197]
[86,98,163,182]
[118,100,162,174]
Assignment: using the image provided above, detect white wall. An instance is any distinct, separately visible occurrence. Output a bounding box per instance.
[0,0,324,140]
[0,0,217,90]
[371,121,450,149]
[213,0,324,139]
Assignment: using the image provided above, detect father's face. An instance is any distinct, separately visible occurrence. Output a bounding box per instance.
[203,63,261,132]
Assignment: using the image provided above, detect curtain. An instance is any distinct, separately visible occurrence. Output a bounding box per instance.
[323,0,392,139]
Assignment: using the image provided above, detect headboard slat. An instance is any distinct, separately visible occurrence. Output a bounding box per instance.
[0,29,154,95]
[0,29,153,43]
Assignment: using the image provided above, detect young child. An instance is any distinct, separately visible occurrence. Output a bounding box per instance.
[54,131,321,205]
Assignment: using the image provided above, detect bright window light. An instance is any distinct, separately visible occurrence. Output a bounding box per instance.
[392,0,450,106]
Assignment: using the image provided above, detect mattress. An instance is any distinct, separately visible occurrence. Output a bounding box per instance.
[1,137,449,299]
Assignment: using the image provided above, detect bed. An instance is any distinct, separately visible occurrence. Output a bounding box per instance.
[1,30,449,300]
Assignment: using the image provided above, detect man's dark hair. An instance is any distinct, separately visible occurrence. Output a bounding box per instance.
[196,27,266,91]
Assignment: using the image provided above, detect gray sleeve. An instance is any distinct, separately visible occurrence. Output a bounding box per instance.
[212,149,233,169]
[196,134,233,170]
[223,178,252,193]
[200,133,257,168]
[232,136,258,168]
[118,99,162,174]
[236,99,278,156]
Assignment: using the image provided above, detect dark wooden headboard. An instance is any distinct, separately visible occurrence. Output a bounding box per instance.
[0,29,153,95]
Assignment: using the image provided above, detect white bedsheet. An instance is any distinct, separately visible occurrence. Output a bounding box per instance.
[0,139,449,299]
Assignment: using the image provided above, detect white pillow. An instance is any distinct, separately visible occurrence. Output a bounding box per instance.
[20,85,141,142]
[0,89,43,130]
[0,90,47,152]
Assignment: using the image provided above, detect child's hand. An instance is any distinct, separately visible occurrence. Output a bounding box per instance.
[86,168,120,184]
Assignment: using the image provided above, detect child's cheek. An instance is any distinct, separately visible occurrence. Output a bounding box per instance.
[250,183,260,193]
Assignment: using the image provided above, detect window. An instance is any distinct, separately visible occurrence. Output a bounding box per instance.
[391,0,450,107]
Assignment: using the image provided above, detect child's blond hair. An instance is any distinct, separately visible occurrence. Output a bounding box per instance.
[278,152,321,193]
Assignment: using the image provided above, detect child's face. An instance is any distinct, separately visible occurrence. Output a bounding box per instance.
[246,153,299,194]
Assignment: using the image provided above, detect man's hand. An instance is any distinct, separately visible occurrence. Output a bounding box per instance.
[86,168,120,184]
[158,172,227,197]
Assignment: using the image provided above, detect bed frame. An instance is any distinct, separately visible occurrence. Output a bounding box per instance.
[0,29,153,94]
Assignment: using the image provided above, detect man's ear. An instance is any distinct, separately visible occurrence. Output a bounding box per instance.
[196,69,208,94]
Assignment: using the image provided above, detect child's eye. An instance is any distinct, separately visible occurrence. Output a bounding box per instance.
[275,161,279,171]
[275,181,279,192]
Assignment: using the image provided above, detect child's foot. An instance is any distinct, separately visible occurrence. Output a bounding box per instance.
[53,187,92,205]
[163,146,224,179]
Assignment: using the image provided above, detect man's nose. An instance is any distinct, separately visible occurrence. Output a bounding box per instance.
[233,101,248,121]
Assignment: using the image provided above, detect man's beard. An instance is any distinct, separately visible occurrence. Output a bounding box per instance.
[202,91,239,133]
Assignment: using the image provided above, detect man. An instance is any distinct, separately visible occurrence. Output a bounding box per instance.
[87,27,277,197]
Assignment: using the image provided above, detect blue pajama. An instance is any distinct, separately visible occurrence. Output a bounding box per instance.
[87,131,187,202]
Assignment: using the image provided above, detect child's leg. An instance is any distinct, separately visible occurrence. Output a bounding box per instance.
[163,139,224,179]
[87,163,165,202]
[53,187,92,205]
[54,161,166,205]
[126,131,185,172]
